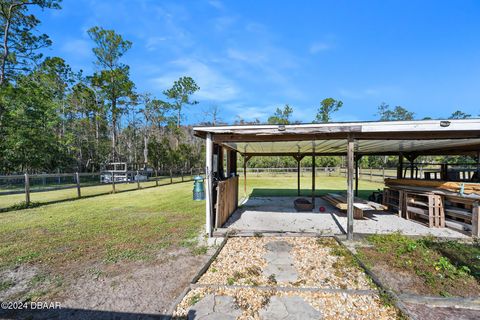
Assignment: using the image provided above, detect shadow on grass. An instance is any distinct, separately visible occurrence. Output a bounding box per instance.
[250,188,379,200]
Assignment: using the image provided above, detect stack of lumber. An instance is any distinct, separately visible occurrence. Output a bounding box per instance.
[384,179,480,236]
[322,193,387,219]
[385,179,480,196]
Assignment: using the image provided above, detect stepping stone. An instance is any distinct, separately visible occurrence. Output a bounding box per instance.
[263,240,298,283]
[188,294,241,320]
[259,296,323,320]
[265,240,292,252]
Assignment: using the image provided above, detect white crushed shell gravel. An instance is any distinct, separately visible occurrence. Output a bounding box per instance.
[198,236,373,289]
[173,237,399,319]
[173,287,398,320]
[197,237,269,286]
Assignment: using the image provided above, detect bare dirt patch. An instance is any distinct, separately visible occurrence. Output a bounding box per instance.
[358,235,480,297]
[403,303,480,320]
[355,234,480,320]
[0,246,214,320]
[0,265,39,301]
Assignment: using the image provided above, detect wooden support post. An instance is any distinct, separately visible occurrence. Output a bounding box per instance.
[397,153,404,179]
[297,158,301,196]
[112,172,116,193]
[354,155,361,197]
[472,202,480,237]
[225,150,237,178]
[136,170,141,189]
[243,156,247,196]
[405,153,417,179]
[217,146,224,179]
[226,150,231,177]
[312,152,316,209]
[170,169,173,184]
[205,133,214,236]
[476,151,480,183]
[347,136,355,240]
[181,170,184,182]
[75,172,81,198]
[24,173,30,206]
[293,155,304,196]
[398,190,405,218]
[440,163,448,180]
[232,152,238,176]
[243,155,251,197]
[155,169,159,186]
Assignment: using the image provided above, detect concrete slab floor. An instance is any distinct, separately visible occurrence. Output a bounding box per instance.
[224,196,469,239]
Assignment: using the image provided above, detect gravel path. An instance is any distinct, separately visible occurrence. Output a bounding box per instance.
[174,236,399,319]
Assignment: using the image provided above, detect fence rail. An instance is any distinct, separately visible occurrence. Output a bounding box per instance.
[0,168,203,211]
[238,167,398,181]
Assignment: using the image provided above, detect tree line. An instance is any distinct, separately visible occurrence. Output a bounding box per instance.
[1,1,477,174]
[0,1,203,174]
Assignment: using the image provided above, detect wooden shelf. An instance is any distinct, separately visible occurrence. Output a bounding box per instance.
[385,184,479,236]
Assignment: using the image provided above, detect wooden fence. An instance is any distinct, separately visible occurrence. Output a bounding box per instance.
[237,167,398,182]
[215,176,239,228]
[0,168,203,209]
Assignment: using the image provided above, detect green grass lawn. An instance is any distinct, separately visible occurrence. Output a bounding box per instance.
[0,173,382,211]
[239,174,384,199]
[0,174,381,271]
[0,180,204,271]
[0,176,190,210]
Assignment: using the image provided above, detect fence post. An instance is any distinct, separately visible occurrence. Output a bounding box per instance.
[24,173,30,206]
[136,170,140,189]
[112,172,116,194]
[181,170,184,182]
[382,168,385,181]
[190,168,193,180]
[170,169,173,184]
[75,172,81,198]
[155,169,159,186]
[370,169,373,181]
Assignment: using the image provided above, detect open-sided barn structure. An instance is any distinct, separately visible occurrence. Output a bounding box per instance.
[193,119,480,239]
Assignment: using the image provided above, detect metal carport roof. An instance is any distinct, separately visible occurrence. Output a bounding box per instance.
[194,119,480,156]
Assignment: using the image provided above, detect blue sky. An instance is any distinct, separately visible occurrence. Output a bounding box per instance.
[35,0,480,124]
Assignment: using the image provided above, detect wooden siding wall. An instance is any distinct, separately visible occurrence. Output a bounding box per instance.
[215,176,239,228]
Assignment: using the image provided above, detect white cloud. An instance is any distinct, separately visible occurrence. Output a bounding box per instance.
[208,0,224,10]
[338,86,401,100]
[224,46,303,100]
[60,39,91,59]
[237,107,269,120]
[213,16,238,32]
[145,36,167,51]
[309,41,332,54]
[223,103,272,121]
[226,48,266,64]
[152,58,240,102]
